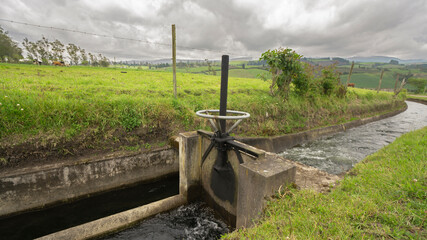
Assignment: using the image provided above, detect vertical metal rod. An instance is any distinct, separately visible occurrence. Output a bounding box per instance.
[172,24,177,98]
[219,55,229,134]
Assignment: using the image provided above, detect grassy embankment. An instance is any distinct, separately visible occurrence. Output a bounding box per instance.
[225,127,427,239]
[0,63,405,167]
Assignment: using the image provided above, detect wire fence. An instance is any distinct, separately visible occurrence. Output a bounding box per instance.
[0,18,251,63]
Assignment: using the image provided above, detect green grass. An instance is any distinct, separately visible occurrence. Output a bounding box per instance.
[338,64,426,92]
[408,95,427,100]
[228,68,271,79]
[0,63,406,165]
[0,63,263,139]
[341,72,420,91]
[224,127,427,239]
[156,63,269,79]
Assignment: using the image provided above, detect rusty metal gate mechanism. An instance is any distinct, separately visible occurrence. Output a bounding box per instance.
[196,55,258,204]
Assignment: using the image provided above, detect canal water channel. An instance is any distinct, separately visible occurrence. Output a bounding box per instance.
[280,101,427,175]
[1,101,425,240]
[102,101,427,239]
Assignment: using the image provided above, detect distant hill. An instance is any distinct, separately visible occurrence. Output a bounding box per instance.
[121,59,210,65]
[119,56,426,65]
[118,57,253,65]
[347,56,427,64]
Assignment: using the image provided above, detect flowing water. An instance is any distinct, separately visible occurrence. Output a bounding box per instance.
[280,101,427,175]
[103,202,229,240]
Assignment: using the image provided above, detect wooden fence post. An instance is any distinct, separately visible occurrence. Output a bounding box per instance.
[172,24,177,98]
[345,61,355,88]
[377,69,384,93]
[394,73,400,94]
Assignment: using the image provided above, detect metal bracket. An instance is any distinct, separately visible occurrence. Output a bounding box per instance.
[198,130,260,166]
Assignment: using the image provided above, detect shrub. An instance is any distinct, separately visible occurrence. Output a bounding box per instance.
[320,65,339,95]
[260,48,346,100]
[260,48,304,98]
[293,62,311,96]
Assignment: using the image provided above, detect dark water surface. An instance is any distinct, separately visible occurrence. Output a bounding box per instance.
[103,202,229,240]
[0,174,179,240]
[280,101,427,175]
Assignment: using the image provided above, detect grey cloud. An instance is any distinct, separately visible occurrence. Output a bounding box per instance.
[0,0,426,60]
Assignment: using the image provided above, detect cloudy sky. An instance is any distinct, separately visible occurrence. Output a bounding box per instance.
[1,0,426,61]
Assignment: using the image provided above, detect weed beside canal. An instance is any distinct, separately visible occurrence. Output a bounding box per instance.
[224,127,426,239]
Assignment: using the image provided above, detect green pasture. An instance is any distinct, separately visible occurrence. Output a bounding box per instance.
[340,67,424,91]
[152,63,269,79]
[229,68,271,79]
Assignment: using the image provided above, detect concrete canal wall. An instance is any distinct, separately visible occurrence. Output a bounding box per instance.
[0,147,178,217]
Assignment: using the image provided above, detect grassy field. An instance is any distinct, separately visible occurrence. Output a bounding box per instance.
[151,61,271,79]
[143,60,425,93]
[0,63,405,167]
[224,127,427,239]
[338,63,426,92]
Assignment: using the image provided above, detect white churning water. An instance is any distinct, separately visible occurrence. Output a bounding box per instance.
[280,101,427,175]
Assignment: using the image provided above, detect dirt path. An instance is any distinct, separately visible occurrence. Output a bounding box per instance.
[283,159,341,193]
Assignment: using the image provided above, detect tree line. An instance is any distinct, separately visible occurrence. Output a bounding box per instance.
[0,25,110,66]
[0,26,23,62]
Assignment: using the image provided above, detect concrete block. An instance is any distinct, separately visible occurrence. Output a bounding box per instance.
[179,131,201,201]
[195,132,296,228]
[237,152,296,228]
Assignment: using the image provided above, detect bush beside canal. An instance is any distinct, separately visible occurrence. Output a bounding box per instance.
[0,63,406,167]
[224,126,426,239]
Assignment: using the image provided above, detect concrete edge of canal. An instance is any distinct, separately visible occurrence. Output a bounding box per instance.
[0,147,179,218]
[35,195,187,240]
[407,97,427,105]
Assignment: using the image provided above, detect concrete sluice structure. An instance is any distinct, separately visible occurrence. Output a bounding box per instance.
[26,131,295,239]
[180,130,296,228]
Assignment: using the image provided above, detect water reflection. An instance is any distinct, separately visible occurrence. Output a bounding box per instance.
[280,101,427,175]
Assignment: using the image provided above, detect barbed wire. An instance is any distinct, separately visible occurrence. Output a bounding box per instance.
[0,18,248,57]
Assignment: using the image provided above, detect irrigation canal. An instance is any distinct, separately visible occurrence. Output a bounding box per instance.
[0,101,425,239]
[280,101,427,175]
